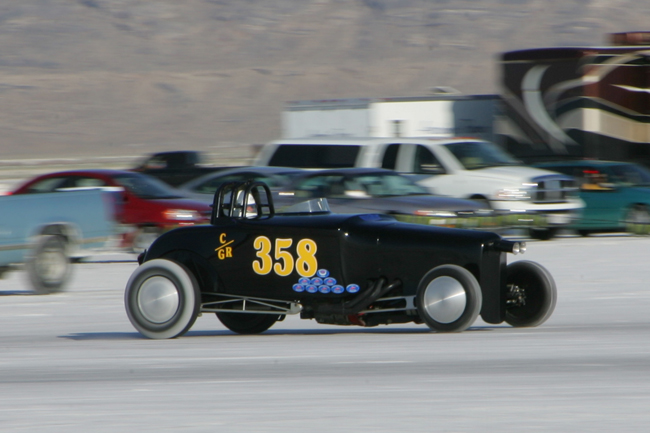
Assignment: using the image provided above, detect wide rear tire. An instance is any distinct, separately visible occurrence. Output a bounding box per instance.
[216,312,280,334]
[416,265,482,332]
[125,259,200,339]
[505,260,557,327]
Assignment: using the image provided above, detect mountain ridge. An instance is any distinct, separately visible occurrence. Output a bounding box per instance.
[0,0,648,160]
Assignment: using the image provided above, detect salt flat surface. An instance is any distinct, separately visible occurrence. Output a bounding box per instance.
[1,235,649,432]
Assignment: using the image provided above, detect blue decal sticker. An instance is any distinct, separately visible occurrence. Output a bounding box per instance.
[295,272,344,295]
[346,284,360,294]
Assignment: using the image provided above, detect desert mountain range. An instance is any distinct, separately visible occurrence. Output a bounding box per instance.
[0,0,648,161]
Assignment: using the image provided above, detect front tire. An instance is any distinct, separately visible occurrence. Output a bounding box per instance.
[125,259,200,339]
[416,265,482,332]
[505,261,557,327]
[27,235,71,295]
[216,312,279,334]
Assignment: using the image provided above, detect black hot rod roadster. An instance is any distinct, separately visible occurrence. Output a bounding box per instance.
[125,181,556,339]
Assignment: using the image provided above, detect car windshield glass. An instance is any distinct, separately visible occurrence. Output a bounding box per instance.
[608,164,650,186]
[114,173,182,199]
[294,173,428,198]
[350,173,429,197]
[276,198,331,214]
[444,141,520,170]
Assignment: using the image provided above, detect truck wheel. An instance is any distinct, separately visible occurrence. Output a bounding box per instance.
[27,235,71,295]
[216,312,280,334]
[416,265,482,332]
[505,261,557,327]
[528,227,557,241]
[131,227,162,253]
[625,205,650,235]
[125,259,200,339]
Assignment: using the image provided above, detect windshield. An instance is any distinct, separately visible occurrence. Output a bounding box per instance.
[608,164,650,186]
[114,173,183,199]
[276,197,331,214]
[294,173,429,199]
[444,141,520,170]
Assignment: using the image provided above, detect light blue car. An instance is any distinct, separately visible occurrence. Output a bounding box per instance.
[0,189,117,293]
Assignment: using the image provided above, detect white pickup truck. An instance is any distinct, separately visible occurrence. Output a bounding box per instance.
[0,189,117,293]
[255,137,584,239]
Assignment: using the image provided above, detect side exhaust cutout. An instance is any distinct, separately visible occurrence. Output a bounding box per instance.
[317,278,402,315]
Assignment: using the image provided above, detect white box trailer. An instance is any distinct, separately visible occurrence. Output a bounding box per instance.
[282,95,499,142]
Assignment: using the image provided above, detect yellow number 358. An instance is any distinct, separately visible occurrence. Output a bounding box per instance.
[252,236,318,278]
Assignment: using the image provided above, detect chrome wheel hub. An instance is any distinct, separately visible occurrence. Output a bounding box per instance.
[422,276,466,324]
[138,276,179,323]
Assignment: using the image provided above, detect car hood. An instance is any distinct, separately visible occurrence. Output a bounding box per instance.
[469,165,560,183]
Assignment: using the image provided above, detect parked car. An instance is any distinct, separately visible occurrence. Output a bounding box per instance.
[11,169,212,251]
[132,150,235,187]
[254,137,584,239]
[283,168,493,228]
[124,180,556,339]
[534,160,650,235]
[178,166,303,203]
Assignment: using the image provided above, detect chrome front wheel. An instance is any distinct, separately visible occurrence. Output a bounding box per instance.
[125,259,200,339]
[416,265,482,332]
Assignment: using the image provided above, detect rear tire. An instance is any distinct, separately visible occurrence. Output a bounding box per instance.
[505,261,557,327]
[125,259,200,339]
[27,235,71,295]
[216,312,279,334]
[416,265,482,332]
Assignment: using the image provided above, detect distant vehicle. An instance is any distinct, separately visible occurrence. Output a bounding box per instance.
[11,169,211,251]
[124,180,556,339]
[132,151,234,187]
[255,137,584,239]
[499,33,650,167]
[0,190,117,294]
[282,95,499,143]
[533,160,650,235]
[178,166,303,203]
[285,168,493,226]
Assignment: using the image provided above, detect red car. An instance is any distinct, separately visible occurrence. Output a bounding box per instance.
[11,169,212,251]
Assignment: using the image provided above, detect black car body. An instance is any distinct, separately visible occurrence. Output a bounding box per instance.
[125,181,556,339]
[132,151,235,187]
